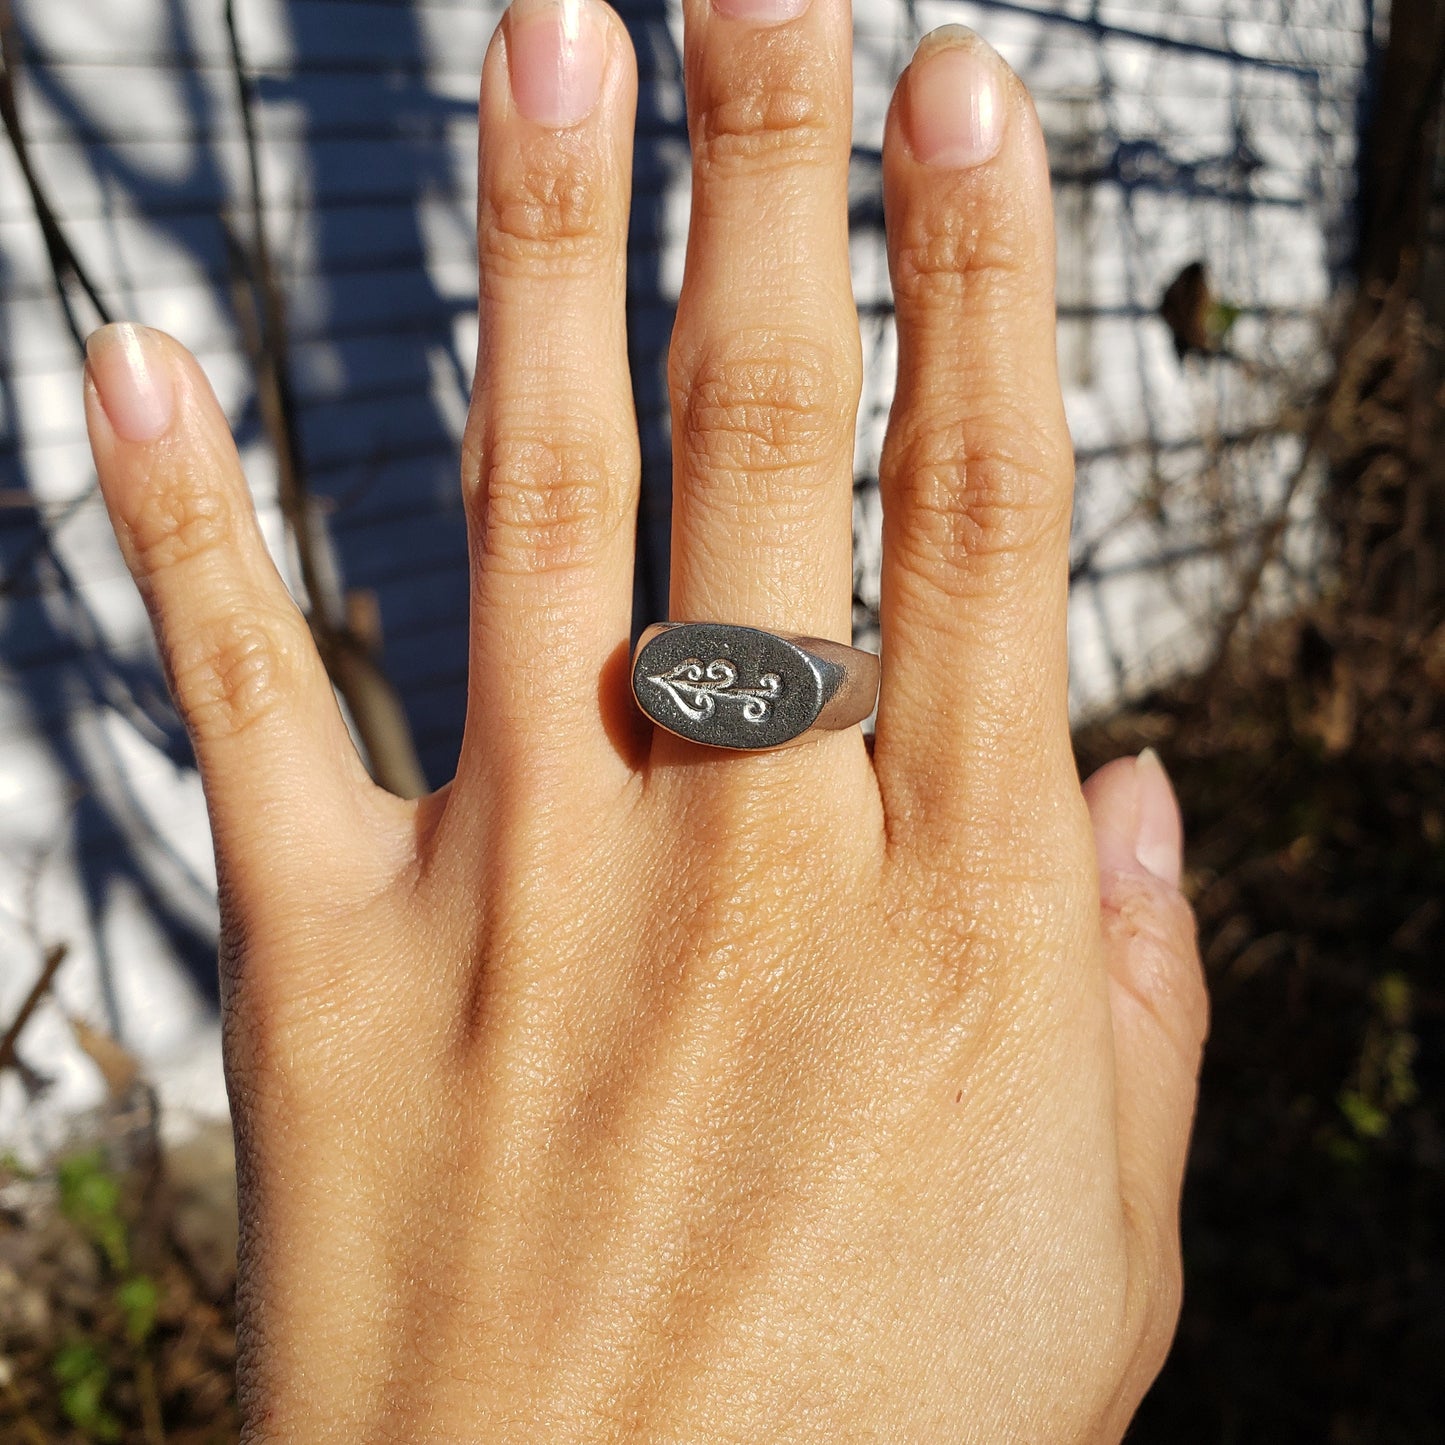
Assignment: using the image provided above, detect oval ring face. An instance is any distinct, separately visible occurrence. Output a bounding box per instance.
[631,623,829,750]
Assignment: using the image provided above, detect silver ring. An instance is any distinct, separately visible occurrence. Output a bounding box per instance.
[631,622,880,751]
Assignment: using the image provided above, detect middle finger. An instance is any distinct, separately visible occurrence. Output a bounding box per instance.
[667,0,860,641]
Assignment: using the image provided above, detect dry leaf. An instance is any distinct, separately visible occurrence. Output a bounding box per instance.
[68,1017,141,1102]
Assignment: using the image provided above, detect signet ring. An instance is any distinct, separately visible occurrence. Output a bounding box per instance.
[631,622,880,752]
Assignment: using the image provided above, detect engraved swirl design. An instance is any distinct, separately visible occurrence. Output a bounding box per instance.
[646,657,782,723]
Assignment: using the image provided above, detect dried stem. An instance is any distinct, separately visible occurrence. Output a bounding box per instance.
[2,0,428,798]
[1200,279,1425,689]
[0,0,111,348]
[0,944,68,1077]
[1200,400,1332,680]
[222,0,427,798]
[135,1356,166,1445]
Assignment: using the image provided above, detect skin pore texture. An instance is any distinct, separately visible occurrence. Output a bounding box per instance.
[81,3,1206,1441]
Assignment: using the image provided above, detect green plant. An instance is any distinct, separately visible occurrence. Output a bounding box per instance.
[50,1148,167,1439]
[117,1273,160,1347]
[56,1148,128,1272]
[52,1341,122,1442]
[1339,971,1420,1142]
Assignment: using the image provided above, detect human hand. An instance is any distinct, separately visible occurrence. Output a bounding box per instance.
[82,5,1205,1440]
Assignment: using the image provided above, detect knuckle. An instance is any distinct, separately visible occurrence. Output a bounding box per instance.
[481,149,610,274]
[671,332,857,501]
[693,64,834,172]
[475,428,631,573]
[124,458,237,579]
[884,414,1072,580]
[890,202,1046,304]
[1103,876,1210,1060]
[166,607,309,744]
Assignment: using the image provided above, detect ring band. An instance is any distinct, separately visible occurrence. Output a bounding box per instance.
[631,622,880,751]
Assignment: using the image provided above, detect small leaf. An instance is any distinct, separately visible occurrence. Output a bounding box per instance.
[69,1017,141,1101]
[1376,972,1412,1026]
[117,1273,160,1345]
[57,1148,130,1271]
[60,1382,123,1442]
[1338,1088,1389,1140]
[1207,299,1242,339]
[0,1148,35,1181]
[54,1341,123,1441]
[53,1341,106,1387]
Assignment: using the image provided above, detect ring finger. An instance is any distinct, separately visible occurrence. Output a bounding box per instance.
[666,0,860,642]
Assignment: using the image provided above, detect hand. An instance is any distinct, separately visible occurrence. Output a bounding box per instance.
[82,6,1205,1441]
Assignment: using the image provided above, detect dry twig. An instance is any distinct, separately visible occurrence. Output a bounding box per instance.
[222,0,428,799]
[0,945,67,1077]
[0,0,427,796]
[0,0,111,348]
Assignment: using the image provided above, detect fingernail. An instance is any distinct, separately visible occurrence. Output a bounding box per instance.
[712,0,810,25]
[906,26,1006,168]
[507,0,606,129]
[84,323,174,443]
[1134,748,1183,888]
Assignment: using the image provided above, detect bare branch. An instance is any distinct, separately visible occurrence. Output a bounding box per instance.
[0,0,110,347]
[221,0,428,799]
[0,944,68,1078]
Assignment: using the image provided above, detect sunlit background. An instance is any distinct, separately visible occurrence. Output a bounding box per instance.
[8,1,1440,1440]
